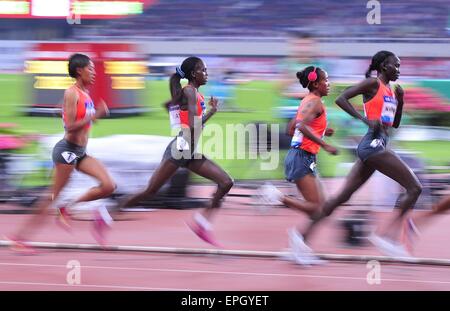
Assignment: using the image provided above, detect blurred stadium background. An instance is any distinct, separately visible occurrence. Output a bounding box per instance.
[0,0,448,208]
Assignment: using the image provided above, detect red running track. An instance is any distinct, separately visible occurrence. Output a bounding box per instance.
[1,199,450,291]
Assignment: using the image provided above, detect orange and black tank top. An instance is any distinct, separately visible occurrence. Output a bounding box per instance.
[290,93,327,154]
[364,79,398,127]
[180,86,206,128]
[63,86,96,130]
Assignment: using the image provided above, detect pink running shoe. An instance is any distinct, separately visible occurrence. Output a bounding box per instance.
[55,206,72,232]
[91,212,110,248]
[187,222,222,247]
[4,235,37,255]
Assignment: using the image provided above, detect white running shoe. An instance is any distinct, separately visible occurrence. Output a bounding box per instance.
[282,248,327,266]
[288,228,326,266]
[368,234,411,259]
[257,183,283,205]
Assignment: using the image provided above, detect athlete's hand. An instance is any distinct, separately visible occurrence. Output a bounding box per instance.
[323,143,339,155]
[394,84,404,101]
[95,99,110,119]
[208,96,219,113]
[324,128,335,137]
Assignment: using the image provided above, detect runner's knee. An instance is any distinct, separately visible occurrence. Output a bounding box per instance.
[101,180,116,196]
[407,182,422,199]
[219,177,234,193]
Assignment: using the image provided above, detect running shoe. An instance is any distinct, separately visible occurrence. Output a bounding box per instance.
[91,211,110,247]
[4,235,37,255]
[368,233,411,259]
[55,206,72,232]
[288,228,326,266]
[187,221,221,247]
[254,183,283,213]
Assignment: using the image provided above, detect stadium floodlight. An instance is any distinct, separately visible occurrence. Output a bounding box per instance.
[31,0,70,17]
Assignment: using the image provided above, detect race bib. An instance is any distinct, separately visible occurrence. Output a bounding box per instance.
[200,100,206,116]
[85,100,96,126]
[370,139,384,149]
[309,162,317,172]
[381,95,397,126]
[61,151,77,164]
[85,100,96,117]
[290,128,303,148]
[176,136,190,151]
[169,104,181,129]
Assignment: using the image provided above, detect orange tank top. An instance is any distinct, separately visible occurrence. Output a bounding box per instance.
[179,86,206,128]
[63,86,96,130]
[364,79,397,127]
[290,93,327,154]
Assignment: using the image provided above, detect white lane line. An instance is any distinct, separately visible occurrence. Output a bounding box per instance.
[0,281,200,291]
[1,262,450,286]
